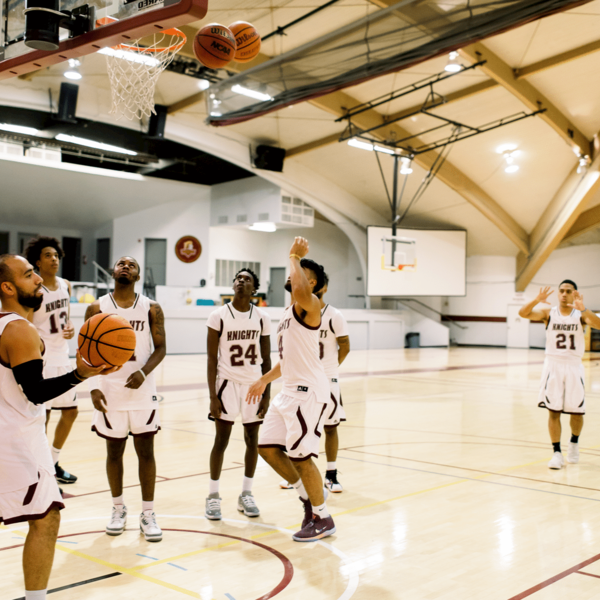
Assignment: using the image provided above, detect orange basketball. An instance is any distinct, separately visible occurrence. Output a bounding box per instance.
[194,23,236,69]
[78,313,136,368]
[228,21,261,63]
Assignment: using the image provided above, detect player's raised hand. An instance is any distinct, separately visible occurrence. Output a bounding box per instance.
[289,236,309,259]
[536,286,553,304]
[246,378,267,404]
[568,290,586,312]
[62,321,75,339]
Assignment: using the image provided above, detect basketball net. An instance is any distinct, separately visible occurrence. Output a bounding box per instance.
[99,19,186,120]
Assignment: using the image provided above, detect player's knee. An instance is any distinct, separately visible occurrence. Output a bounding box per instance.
[243,426,259,446]
[64,408,78,423]
[106,440,126,460]
[30,507,60,537]
[258,446,275,461]
[134,437,155,461]
[324,425,336,435]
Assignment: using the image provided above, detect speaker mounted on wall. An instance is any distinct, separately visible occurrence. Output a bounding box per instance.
[253,145,286,172]
[56,82,79,123]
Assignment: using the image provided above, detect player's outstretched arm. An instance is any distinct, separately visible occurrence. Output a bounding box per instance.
[62,279,75,339]
[84,300,102,321]
[1,320,116,405]
[125,301,167,390]
[289,237,320,324]
[257,334,272,418]
[570,291,600,330]
[519,287,552,323]
[337,335,350,366]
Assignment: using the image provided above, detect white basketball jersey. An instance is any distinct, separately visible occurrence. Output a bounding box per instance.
[319,304,349,378]
[0,313,54,493]
[277,303,329,398]
[96,293,157,410]
[545,306,585,360]
[32,277,70,367]
[207,303,271,385]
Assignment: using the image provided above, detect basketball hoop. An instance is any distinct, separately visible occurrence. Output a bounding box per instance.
[381,236,417,271]
[98,18,186,120]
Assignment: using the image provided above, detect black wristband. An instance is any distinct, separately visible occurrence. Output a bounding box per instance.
[13,359,81,405]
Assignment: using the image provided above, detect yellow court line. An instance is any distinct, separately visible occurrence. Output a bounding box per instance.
[4,527,204,599]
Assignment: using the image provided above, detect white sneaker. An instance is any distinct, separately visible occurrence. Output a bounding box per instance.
[139,511,162,542]
[106,505,127,536]
[548,452,565,470]
[324,469,343,493]
[567,442,580,464]
[279,480,293,489]
[237,491,260,517]
[205,493,222,520]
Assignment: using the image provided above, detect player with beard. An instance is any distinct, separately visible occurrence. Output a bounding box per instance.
[205,269,271,520]
[0,254,115,600]
[247,237,335,542]
[85,257,167,542]
[25,236,79,487]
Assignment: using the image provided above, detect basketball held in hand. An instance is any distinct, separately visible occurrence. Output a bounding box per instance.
[228,21,261,63]
[79,314,136,367]
[194,24,236,69]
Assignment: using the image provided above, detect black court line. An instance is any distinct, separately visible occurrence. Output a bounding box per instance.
[12,572,122,599]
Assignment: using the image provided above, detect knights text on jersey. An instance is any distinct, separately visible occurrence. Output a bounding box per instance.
[277,304,329,398]
[95,293,157,409]
[0,313,54,493]
[319,304,349,378]
[32,278,70,367]
[207,303,271,385]
[545,306,585,360]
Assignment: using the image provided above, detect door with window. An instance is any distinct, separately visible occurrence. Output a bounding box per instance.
[268,267,286,307]
[62,237,81,281]
[144,238,167,299]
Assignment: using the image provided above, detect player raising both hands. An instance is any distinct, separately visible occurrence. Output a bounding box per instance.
[519,280,600,469]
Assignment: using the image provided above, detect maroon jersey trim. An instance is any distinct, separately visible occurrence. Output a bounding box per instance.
[292,305,320,331]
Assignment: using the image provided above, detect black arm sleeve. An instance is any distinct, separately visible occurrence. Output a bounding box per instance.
[13,359,82,405]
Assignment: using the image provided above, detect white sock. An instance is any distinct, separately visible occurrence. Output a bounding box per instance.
[142,501,154,513]
[51,446,61,466]
[209,479,219,495]
[313,502,330,519]
[112,495,124,508]
[25,590,47,599]
[242,476,253,492]
[327,462,336,471]
[291,479,308,500]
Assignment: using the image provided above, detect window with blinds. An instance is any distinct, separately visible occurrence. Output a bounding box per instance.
[215,260,261,287]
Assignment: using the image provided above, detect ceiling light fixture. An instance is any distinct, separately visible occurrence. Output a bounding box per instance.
[348,138,373,151]
[249,222,277,232]
[55,133,138,156]
[577,155,591,174]
[444,51,462,73]
[505,164,519,174]
[400,156,413,175]
[373,144,395,155]
[231,85,272,102]
[0,123,39,136]
[64,58,82,80]
[496,143,518,154]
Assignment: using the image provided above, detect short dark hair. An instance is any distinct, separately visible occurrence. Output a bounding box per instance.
[300,258,326,295]
[24,236,64,268]
[0,254,19,296]
[560,279,578,290]
[316,271,329,298]
[234,268,260,291]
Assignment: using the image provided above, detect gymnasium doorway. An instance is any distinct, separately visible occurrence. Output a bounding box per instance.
[268,267,286,306]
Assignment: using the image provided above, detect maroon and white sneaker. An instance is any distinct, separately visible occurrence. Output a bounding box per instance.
[299,487,329,528]
[292,514,336,542]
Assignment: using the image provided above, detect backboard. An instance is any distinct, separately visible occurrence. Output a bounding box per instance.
[0,0,207,79]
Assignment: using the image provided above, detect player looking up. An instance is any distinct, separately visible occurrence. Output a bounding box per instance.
[205,269,271,520]
[25,236,78,486]
[85,256,167,542]
[247,237,336,542]
[519,280,600,469]
[0,254,115,600]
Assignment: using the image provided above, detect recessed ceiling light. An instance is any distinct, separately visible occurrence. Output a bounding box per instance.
[348,139,373,151]
[496,143,518,154]
[505,165,519,174]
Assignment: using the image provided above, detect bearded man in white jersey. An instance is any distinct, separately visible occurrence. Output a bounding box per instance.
[247,237,335,542]
[205,268,272,520]
[85,256,167,542]
[519,280,600,469]
[25,237,78,486]
[280,272,350,492]
[0,254,115,600]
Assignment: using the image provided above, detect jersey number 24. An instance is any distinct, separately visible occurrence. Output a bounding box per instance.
[231,344,258,366]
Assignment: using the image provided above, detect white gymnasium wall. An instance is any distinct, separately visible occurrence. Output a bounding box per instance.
[111,195,211,289]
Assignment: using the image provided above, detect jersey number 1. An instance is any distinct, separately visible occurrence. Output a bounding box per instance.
[49,311,67,334]
[556,333,576,350]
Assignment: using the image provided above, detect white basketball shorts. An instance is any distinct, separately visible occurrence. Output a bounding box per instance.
[44,364,77,411]
[538,357,585,414]
[92,408,161,440]
[258,389,328,461]
[0,469,64,525]
[208,377,263,426]
[324,378,346,427]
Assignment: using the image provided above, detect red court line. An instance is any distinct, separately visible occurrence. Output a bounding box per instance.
[577,571,600,579]
[507,551,600,599]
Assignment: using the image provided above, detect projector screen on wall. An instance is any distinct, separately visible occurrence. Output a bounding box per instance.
[367,226,466,297]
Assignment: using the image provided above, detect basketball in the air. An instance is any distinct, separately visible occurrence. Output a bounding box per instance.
[228,21,261,63]
[78,313,136,367]
[194,24,236,69]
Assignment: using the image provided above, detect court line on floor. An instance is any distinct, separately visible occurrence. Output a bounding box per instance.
[335,455,600,507]
[12,572,123,600]
[341,447,600,492]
